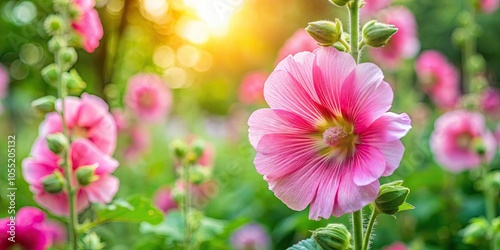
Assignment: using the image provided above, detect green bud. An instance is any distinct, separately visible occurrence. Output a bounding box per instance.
[170,139,189,160]
[41,64,58,86]
[41,172,65,194]
[78,232,106,250]
[68,4,81,19]
[362,20,398,48]
[31,96,56,113]
[461,217,490,245]
[472,138,486,156]
[452,28,468,46]
[488,171,500,190]
[312,223,351,250]
[375,180,411,215]
[191,140,205,159]
[467,54,486,75]
[48,36,67,53]
[64,69,87,95]
[76,165,99,186]
[188,165,211,185]
[328,0,351,7]
[43,15,65,35]
[306,19,343,47]
[46,133,69,155]
[58,47,78,71]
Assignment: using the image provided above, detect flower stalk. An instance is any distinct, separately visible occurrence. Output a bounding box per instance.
[182,163,192,250]
[362,209,379,250]
[481,160,496,250]
[351,210,363,250]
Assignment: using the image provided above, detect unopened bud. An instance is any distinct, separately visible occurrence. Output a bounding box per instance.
[472,138,487,156]
[46,133,69,155]
[188,165,211,185]
[312,223,351,250]
[44,15,65,35]
[467,54,486,75]
[170,139,188,160]
[41,64,58,86]
[488,171,500,190]
[64,69,87,94]
[76,165,99,186]
[41,172,65,194]
[328,0,351,7]
[58,47,78,71]
[32,96,56,113]
[306,19,343,47]
[48,36,67,53]
[78,232,106,250]
[362,20,398,48]
[461,217,489,245]
[375,180,412,215]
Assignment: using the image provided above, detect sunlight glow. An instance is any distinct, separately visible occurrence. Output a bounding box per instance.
[183,0,243,36]
[142,0,169,18]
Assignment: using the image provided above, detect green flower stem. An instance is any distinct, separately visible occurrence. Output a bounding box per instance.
[182,164,192,250]
[348,0,360,62]
[462,0,476,94]
[352,211,363,250]
[55,48,78,250]
[340,38,351,52]
[362,208,379,250]
[481,161,496,250]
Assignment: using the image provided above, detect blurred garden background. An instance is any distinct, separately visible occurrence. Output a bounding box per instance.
[0,0,499,249]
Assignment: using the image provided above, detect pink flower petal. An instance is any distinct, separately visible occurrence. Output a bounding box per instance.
[248,108,314,149]
[335,174,379,216]
[361,112,412,142]
[33,188,89,216]
[39,112,63,135]
[313,48,356,114]
[84,175,119,203]
[21,158,58,185]
[352,144,386,186]
[340,63,393,132]
[70,139,119,174]
[376,140,406,176]
[308,165,340,220]
[277,51,319,103]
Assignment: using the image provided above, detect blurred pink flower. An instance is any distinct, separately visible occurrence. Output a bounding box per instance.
[479,0,499,13]
[370,7,419,69]
[495,124,500,143]
[40,93,117,155]
[124,125,151,160]
[361,0,392,17]
[382,242,408,250]
[430,110,497,172]
[415,50,460,109]
[174,180,218,208]
[230,223,271,250]
[0,207,66,250]
[22,139,119,216]
[480,87,500,117]
[248,48,411,219]
[125,73,172,122]
[238,71,268,104]
[153,186,178,214]
[112,109,129,131]
[72,0,103,53]
[276,29,318,64]
[0,63,9,99]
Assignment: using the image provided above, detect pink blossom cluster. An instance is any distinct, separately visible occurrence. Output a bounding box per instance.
[231,223,271,250]
[0,207,66,249]
[71,0,103,53]
[22,94,119,216]
[248,48,411,219]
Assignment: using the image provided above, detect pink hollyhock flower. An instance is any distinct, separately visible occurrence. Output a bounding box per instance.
[0,63,9,99]
[430,110,497,172]
[370,7,419,69]
[479,0,499,13]
[480,87,500,117]
[174,180,218,208]
[124,125,151,160]
[230,223,271,250]
[72,0,103,53]
[382,242,408,250]
[40,93,116,155]
[22,138,119,216]
[248,47,411,220]
[238,71,268,104]
[125,73,172,122]
[112,109,129,131]
[361,0,392,17]
[415,50,460,109]
[153,186,178,213]
[0,207,65,250]
[276,29,318,64]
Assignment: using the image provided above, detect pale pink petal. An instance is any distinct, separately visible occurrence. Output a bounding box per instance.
[254,134,320,180]
[352,144,386,186]
[375,140,405,176]
[39,113,63,135]
[84,175,119,203]
[308,165,340,220]
[82,93,110,112]
[248,108,314,149]
[21,159,58,185]
[29,137,59,166]
[86,115,117,155]
[70,139,119,174]
[361,112,412,142]
[340,63,393,132]
[33,188,89,216]
[313,48,356,114]
[16,207,46,226]
[335,174,379,216]
[276,51,319,103]
[57,97,82,128]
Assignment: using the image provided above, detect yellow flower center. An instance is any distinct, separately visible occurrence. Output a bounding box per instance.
[318,116,359,160]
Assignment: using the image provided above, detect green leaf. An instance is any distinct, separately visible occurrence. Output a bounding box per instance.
[140,211,184,241]
[95,195,163,225]
[398,202,415,212]
[287,238,323,250]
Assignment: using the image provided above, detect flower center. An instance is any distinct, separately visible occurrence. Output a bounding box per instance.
[72,126,88,139]
[323,126,348,147]
[456,133,473,149]
[139,91,155,108]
